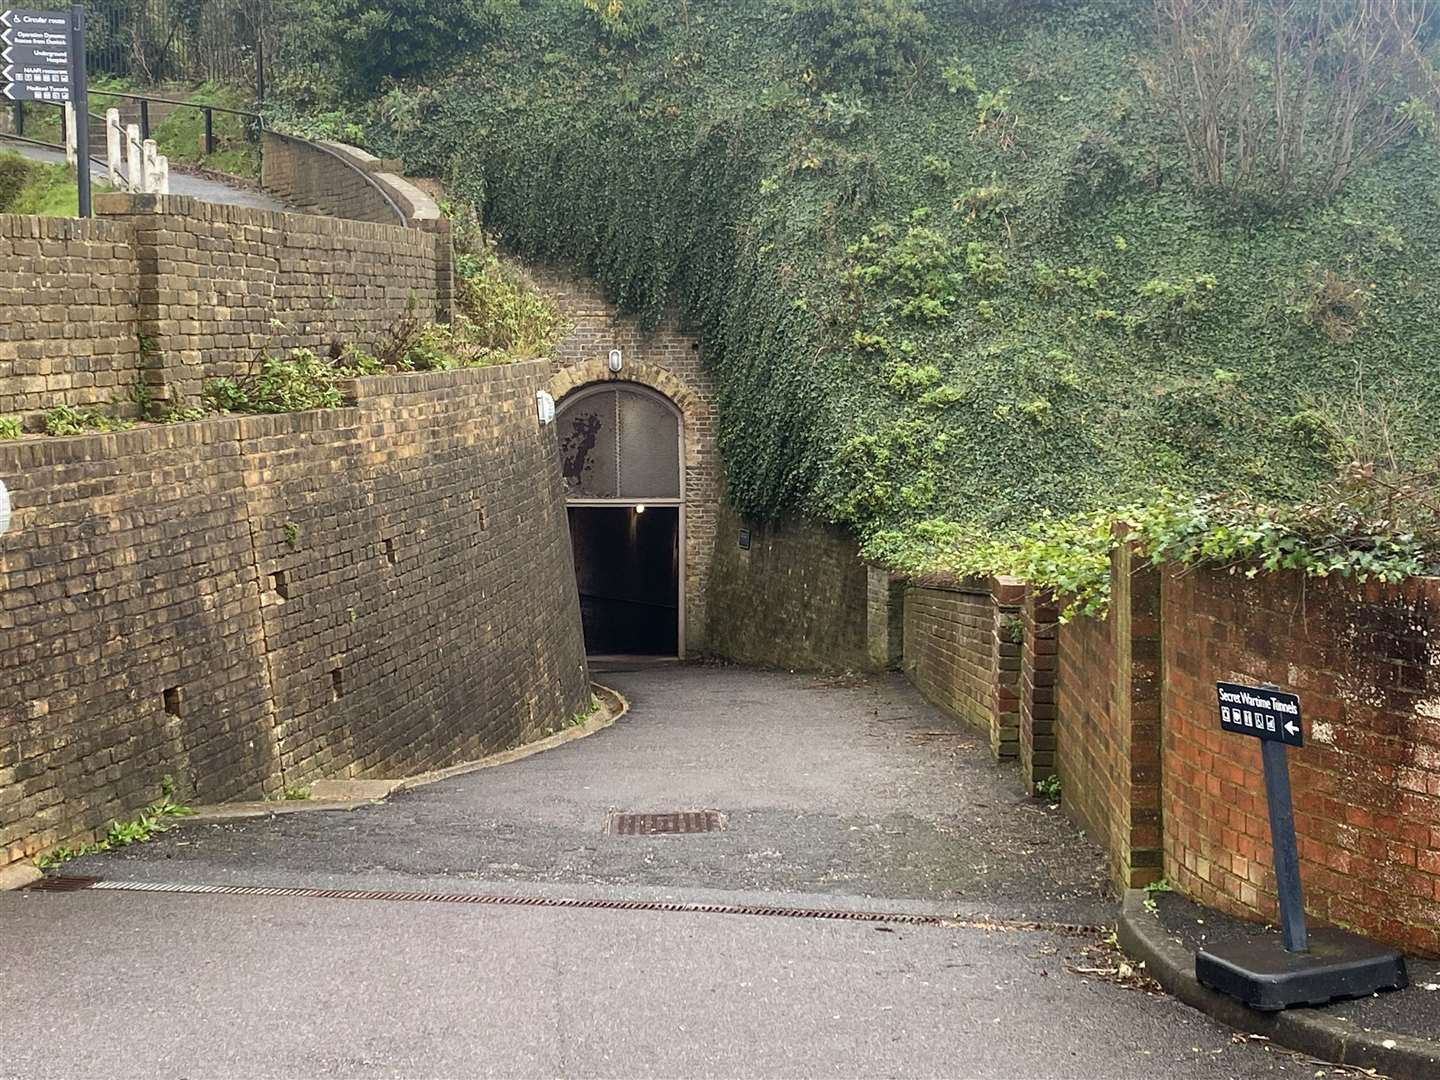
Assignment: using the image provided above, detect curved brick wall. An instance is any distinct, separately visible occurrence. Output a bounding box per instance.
[0,361,589,867]
[260,132,454,320]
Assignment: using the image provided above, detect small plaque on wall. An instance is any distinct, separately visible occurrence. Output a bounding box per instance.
[738,529,752,550]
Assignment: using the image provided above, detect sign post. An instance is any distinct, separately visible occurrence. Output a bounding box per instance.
[1,6,88,216]
[1196,681,1408,1011]
[65,2,87,217]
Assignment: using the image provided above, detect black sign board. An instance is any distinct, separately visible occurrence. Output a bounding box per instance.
[738,529,752,551]
[2,9,70,101]
[1216,682,1303,748]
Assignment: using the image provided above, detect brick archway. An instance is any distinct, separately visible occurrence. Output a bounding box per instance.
[548,359,713,658]
[548,360,706,473]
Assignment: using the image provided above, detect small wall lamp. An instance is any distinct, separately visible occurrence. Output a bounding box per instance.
[608,349,624,374]
[536,391,556,425]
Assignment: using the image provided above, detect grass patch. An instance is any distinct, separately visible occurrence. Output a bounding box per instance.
[0,152,78,216]
[0,151,114,217]
[149,82,261,180]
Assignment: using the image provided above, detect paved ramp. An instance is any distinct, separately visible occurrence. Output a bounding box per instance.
[1,139,292,213]
[0,666,1364,1078]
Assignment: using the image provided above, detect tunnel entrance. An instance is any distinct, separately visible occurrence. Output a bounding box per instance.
[558,383,684,657]
[569,506,680,656]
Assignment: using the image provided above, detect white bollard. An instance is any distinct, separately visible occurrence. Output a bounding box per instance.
[142,138,160,193]
[64,103,78,167]
[126,124,142,192]
[106,108,123,188]
[156,155,170,195]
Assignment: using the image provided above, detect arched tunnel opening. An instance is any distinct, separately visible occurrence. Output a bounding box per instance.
[558,383,684,658]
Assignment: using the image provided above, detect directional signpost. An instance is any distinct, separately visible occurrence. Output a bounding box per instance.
[2,9,69,101]
[1,5,88,215]
[1196,681,1408,1011]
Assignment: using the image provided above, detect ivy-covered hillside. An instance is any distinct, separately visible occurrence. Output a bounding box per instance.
[276,0,1440,578]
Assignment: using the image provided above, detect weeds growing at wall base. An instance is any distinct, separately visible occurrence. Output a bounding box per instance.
[37,776,193,869]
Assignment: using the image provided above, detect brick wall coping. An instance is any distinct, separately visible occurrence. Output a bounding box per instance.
[0,362,545,474]
[92,190,428,244]
[907,573,1028,606]
[0,212,132,241]
[314,140,444,225]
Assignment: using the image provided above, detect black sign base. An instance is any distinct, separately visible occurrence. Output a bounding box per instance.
[1197,928,1407,1012]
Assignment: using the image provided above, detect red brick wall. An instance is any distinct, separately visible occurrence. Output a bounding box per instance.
[902,578,1025,759]
[1021,592,1059,793]
[1055,545,1164,890]
[1163,566,1440,956]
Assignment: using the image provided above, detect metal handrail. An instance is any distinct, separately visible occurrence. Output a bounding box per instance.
[8,89,260,159]
[4,93,413,227]
[0,131,121,183]
[85,88,258,119]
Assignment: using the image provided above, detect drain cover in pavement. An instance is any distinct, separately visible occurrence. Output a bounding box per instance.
[608,811,726,835]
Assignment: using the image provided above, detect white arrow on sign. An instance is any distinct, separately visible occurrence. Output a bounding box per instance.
[1284,721,1299,737]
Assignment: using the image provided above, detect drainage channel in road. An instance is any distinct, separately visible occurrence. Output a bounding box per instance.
[27,874,1105,936]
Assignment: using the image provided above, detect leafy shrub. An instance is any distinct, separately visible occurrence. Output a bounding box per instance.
[580,0,667,42]
[886,361,943,395]
[324,0,518,92]
[453,229,565,362]
[846,220,962,320]
[964,240,1007,289]
[1135,274,1218,341]
[0,153,32,212]
[789,0,932,90]
[1299,270,1372,345]
[398,324,460,371]
[203,350,344,414]
[43,405,134,436]
[0,416,21,440]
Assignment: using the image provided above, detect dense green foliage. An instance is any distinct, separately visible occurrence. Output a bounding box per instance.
[285,2,1440,583]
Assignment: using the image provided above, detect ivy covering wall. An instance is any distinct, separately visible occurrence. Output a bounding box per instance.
[297,0,1440,579]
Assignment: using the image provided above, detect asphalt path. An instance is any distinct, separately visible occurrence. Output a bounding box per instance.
[0,665,1363,1078]
[0,138,291,212]
[1,890,1342,1080]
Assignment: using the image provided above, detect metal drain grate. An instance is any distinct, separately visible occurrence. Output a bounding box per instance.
[608,811,725,836]
[26,874,101,891]
[24,875,1104,936]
